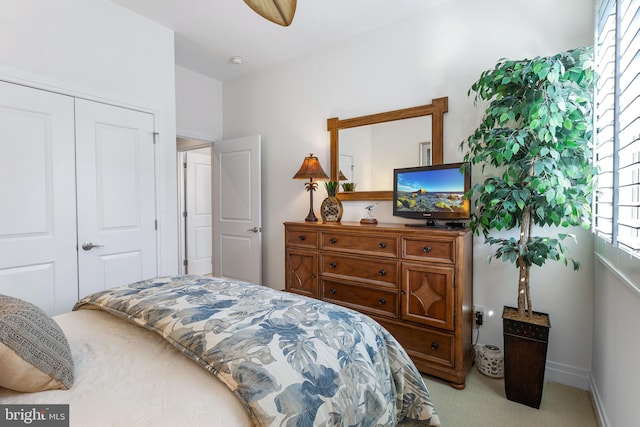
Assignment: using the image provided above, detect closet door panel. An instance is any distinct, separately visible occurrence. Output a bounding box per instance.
[75,99,157,297]
[0,81,78,315]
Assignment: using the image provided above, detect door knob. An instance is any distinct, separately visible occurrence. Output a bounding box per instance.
[81,242,103,251]
[246,227,261,233]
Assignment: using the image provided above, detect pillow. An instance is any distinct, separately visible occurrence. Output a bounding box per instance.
[0,294,74,392]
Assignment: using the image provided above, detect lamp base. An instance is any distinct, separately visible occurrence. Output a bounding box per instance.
[303,179,319,222]
[305,207,319,222]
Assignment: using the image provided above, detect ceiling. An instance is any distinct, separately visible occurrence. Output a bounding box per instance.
[110,0,450,81]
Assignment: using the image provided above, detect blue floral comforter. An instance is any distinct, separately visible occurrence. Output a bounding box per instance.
[73,275,440,426]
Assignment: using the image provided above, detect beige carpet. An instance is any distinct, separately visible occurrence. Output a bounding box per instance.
[423,368,600,427]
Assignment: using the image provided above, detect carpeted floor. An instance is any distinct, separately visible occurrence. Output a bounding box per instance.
[423,368,600,426]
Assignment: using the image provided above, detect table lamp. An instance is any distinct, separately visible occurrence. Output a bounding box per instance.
[293,153,329,222]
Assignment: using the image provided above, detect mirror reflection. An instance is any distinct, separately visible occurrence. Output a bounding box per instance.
[328,97,448,201]
[338,116,432,191]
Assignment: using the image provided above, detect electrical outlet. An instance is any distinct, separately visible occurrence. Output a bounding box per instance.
[473,305,486,328]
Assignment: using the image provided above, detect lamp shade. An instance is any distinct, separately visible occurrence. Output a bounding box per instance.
[293,153,329,181]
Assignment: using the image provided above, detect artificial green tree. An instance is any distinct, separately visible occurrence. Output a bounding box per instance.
[461,46,596,320]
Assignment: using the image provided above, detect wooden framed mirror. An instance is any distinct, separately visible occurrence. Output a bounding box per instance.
[328,97,448,201]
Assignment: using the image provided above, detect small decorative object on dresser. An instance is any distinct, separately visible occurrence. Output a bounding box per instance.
[283,221,474,389]
[320,181,343,223]
[360,203,378,224]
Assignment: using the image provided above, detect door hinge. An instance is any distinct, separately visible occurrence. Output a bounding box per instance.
[183,162,187,169]
[152,131,159,144]
[183,260,188,266]
[183,211,187,218]
[155,219,158,230]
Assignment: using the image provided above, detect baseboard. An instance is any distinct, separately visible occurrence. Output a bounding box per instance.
[544,360,590,390]
[546,362,607,426]
[589,374,609,427]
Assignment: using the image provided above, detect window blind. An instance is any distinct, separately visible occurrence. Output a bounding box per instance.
[595,0,640,253]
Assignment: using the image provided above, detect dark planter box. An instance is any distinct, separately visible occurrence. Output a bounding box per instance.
[502,306,550,409]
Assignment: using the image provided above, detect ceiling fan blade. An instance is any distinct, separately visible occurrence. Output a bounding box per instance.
[243,0,296,26]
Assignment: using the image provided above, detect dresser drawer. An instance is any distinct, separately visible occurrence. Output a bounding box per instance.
[286,228,318,248]
[380,320,454,367]
[321,253,397,286]
[321,279,398,318]
[402,237,455,264]
[321,232,397,257]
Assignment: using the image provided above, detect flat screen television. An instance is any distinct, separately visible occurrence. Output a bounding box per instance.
[393,162,471,226]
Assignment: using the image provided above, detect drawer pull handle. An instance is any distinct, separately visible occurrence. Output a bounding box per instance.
[379,242,387,248]
[431,341,440,350]
[401,290,406,295]
[298,235,306,241]
[378,269,386,276]
[378,298,386,305]
[329,238,337,244]
[329,288,337,295]
[311,273,317,279]
[423,246,432,253]
[329,262,337,268]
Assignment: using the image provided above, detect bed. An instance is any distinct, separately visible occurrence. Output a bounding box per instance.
[0,275,441,426]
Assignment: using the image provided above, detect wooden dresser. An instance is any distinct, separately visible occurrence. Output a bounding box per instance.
[284,221,473,388]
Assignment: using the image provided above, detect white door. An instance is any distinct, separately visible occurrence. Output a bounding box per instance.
[185,148,212,275]
[75,99,157,297]
[213,135,262,283]
[0,81,78,315]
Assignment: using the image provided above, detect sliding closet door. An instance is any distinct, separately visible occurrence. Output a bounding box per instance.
[75,99,157,297]
[0,81,78,315]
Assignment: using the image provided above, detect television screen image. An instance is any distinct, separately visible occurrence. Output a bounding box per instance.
[393,162,470,222]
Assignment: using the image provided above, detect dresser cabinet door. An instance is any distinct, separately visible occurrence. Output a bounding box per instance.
[401,262,455,331]
[285,248,318,297]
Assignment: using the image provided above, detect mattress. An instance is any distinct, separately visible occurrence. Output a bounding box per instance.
[0,309,252,427]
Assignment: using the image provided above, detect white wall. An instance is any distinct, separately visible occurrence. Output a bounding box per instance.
[591,256,640,427]
[223,0,594,390]
[0,0,179,276]
[175,65,223,141]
